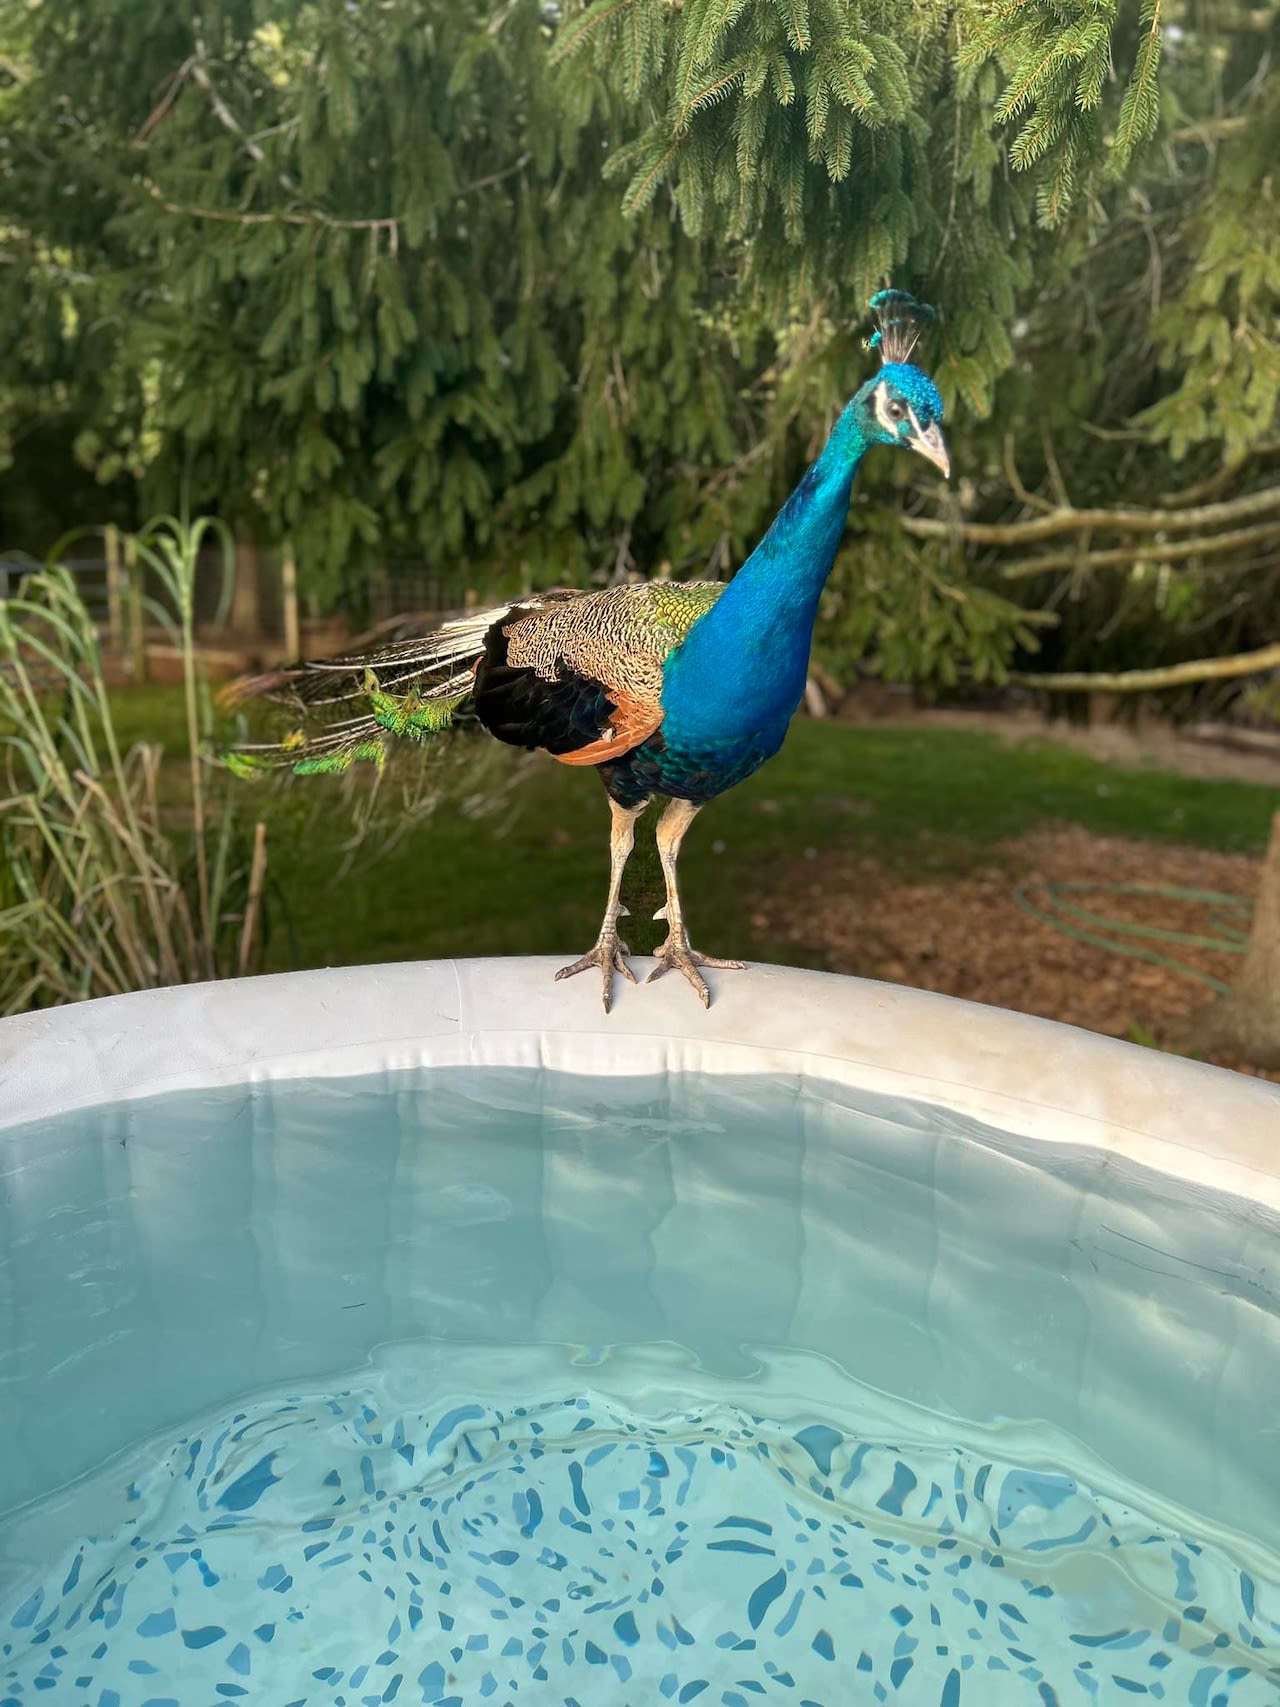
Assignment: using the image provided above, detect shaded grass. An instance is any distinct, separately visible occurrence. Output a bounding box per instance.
[101,687,1277,976]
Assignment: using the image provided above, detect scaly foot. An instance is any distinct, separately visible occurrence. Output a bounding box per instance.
[555,914,636,1013]
[646,920,745,1009]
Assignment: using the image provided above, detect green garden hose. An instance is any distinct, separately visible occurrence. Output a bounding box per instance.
[1011,881,1252,995]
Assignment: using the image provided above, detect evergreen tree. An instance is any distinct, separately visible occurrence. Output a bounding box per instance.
[1,0,768,599]
[900,8,1280,703]
[1,0,1276,692]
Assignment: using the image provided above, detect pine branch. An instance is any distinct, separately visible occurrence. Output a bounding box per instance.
[1109,0,1163,171]
[550,0,635,65]
[679,61,749,122]
[771,0,810,53]
[1074,37,1109,111]
[620,137,686,215]
[827,52,876,118]
[1010,101,1063,172]
[689,0,752,71]
[622,0,649,100]
[994,35,1066,126]
[957,1,1038,74]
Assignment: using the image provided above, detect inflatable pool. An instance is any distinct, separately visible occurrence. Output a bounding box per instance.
[2,960,1278,1704]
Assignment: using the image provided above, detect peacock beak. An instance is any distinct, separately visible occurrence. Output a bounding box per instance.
[912,419,951,479]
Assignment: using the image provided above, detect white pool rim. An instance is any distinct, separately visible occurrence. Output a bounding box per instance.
[2,958,1278,1208]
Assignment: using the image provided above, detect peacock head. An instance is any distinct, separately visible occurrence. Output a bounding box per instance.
[855,289,950,478]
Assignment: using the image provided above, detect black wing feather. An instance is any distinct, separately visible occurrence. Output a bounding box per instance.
[472,605,617,757]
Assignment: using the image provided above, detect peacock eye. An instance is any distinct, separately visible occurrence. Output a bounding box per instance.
[886,399,905,420]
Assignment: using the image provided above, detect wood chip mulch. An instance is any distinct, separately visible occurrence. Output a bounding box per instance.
[756,823,1277,1081]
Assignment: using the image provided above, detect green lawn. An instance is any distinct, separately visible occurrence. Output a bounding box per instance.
[103,685,1277,977]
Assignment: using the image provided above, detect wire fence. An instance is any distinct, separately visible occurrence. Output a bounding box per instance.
[0,547,462,623]
[0,536,480,699]
[1,554,112,622]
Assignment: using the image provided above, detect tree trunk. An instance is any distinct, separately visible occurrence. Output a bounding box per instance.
[1187,809,1280,1069]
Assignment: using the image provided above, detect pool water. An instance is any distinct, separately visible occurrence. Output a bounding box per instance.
[2,1068,1278,1705]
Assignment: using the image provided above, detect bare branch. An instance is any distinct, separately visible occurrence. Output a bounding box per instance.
[1000,521,1280,579]
[1171,116,1251,143]
[189,21,303,195]
[136,24,302,195]
[140,139,524,250]
[1013,641,1280,693]
[1162,439,1280,508]
[190,24,266,165]
[1040,425,1071,509]
[487,0,521,35]
[1001,433,1055,515]
[902,483,1280,545]
[135,56,196,143]
[143,180,400,248]
[457,154,532,196]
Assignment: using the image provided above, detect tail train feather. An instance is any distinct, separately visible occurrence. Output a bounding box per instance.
[221,602,512,776]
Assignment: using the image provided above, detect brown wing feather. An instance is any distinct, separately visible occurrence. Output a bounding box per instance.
[550,691,664,765]
[497,582,720,764]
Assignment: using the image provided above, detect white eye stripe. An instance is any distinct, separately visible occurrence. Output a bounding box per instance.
[873,387,930,437]
[874,388,906,434]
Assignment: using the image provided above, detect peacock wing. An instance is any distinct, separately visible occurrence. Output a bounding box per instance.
[497,582,722,765]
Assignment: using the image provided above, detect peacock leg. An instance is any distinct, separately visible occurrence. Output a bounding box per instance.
[555,797,647,1012]
[646,797,745,1007]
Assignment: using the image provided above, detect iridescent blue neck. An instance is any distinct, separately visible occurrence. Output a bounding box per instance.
[728,406,866,616]
[661,401,869,736]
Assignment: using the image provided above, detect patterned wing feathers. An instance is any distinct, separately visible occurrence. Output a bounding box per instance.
[500,582,721,763]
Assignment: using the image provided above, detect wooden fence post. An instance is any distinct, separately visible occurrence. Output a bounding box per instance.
[281,540,300,661]
[125,531,148,682]
[104,523,124,650]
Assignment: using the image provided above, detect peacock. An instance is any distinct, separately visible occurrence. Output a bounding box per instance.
[227,290,949,1010]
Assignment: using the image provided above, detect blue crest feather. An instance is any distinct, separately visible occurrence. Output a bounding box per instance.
[864,289,937,365]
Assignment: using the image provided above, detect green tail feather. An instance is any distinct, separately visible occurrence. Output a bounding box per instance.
[292,738,387,775]
[223,729,391,778]
[222,751,275,781]
[223,671,469,778]
[366,673,469,738]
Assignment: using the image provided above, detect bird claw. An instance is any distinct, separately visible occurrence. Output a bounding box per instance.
[645,933,745,1008]
[555,931,636,1013]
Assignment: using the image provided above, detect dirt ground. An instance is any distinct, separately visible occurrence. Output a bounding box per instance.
[758,822,1278,1080]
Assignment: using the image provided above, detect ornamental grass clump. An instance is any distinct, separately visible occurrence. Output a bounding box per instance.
[0,517,266,1014]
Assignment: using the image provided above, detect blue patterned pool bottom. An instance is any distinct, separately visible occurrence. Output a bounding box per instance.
[3,1352,1278,1707]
